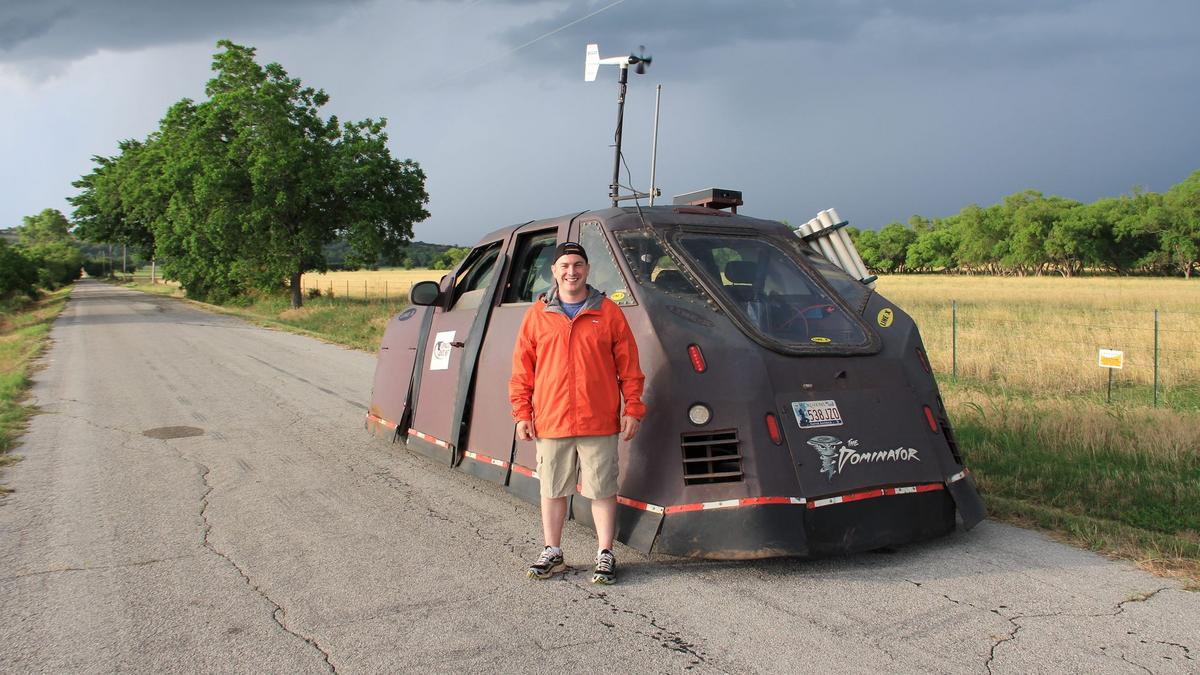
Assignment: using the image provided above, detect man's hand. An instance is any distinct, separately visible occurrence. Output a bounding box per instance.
[516,420,536,441]
[620,415,640,441]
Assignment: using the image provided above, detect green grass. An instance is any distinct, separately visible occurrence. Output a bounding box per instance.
[0,288,72,492]
[943,380,1200,587]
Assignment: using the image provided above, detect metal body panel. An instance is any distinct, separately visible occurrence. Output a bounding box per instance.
[367,306,427,437]
[463,305,527,467]
[368,205,986,559]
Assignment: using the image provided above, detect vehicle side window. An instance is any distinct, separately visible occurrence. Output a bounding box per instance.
[578,222,635,305]
[615,229,702,299]
[502,230,558,304]
[451,242,502,310]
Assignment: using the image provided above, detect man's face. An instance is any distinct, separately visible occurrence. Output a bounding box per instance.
[552,254,589,296]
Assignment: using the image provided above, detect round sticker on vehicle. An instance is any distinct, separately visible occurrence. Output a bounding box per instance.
[811,336,832,344]
[610,290,627,302]
[877,308,894,328]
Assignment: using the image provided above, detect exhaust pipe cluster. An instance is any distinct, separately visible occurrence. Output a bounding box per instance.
[796,208,877,288]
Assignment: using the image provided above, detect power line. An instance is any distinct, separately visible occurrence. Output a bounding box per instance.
[444,0,632,84]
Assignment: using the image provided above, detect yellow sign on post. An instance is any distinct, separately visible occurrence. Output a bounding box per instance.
[1098,349,1124,369]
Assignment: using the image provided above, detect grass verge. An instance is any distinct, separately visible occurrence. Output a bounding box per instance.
[0,288,72,493]
[945,384,1200,588]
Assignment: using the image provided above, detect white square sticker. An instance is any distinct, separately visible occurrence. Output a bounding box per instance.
[430,330,455,370]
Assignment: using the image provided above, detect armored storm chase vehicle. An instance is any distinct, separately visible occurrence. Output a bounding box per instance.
[366,191,986,559]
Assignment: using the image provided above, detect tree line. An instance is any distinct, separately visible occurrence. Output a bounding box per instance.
[0,209,87,299]
[70,41,430,307]
[847,172,1200,277]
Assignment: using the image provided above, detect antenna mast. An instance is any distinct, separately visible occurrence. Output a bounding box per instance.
[585,43,653,207]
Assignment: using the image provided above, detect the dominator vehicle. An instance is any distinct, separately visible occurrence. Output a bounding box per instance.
[366,192,985,558]
[365,44,985,559]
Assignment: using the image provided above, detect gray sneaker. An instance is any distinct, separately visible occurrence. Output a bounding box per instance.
[592,549,617,585]
[527,546,566,580]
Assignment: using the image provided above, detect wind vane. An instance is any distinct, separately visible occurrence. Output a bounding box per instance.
[584,43,653,207]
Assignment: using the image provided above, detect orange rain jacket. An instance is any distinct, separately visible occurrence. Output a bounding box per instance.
[509,285,646,439]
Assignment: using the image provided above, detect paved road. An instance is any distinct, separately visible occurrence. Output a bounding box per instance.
[1,280,1196,673]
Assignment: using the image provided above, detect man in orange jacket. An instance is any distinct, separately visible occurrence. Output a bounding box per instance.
[509,241,645,584]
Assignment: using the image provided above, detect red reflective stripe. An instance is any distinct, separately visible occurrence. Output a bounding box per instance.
[664,496,807,514]
[616,496,664,514]
[407,428,452,449]
[463,451,509,468]
[366,413,398,430]
[808,483,945,509]
[510,464,538,479]
[740,496,797,506]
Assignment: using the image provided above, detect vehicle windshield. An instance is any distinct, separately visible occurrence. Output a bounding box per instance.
[673,232,870,347]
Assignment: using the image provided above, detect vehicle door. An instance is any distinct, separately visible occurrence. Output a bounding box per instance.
[407,240,505,462]
[466,224,565,501]
[367,295,444,439]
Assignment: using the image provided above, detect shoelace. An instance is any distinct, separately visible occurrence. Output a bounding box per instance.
[595,552,615,573]
[536,548,559,566]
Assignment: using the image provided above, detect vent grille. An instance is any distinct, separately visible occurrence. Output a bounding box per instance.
[936,395,963,465]
[681,429,742,485]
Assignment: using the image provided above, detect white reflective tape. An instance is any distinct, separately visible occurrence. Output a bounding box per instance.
[646,503,665,514]
[789,497,806,505]
[811,496,844,508]
[947,470,968,483]
[702,499,741,510]
[893,486,918,495]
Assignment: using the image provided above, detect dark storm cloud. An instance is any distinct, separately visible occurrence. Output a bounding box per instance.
[0,0,368,62]
[492,0,1195,75]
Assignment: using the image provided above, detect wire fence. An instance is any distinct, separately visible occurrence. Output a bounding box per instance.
[929,302,1200,406]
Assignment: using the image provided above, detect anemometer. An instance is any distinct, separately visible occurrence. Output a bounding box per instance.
[584,43,657,207]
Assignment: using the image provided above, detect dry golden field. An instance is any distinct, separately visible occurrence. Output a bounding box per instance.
[298,268,448,301]
[875,275,1200,401]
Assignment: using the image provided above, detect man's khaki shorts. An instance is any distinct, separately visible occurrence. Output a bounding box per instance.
[535,434,619,500]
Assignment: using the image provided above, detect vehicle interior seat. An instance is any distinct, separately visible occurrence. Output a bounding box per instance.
[652,269,695,295]
[723,260,758,302]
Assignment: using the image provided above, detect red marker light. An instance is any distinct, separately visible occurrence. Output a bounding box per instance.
[923,405,939,433]
[687,344,707,373]
[765,413,783,445]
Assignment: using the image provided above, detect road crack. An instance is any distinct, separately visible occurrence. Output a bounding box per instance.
[570,584,710,669]
[0,554,198,583]
[196,462,338,673]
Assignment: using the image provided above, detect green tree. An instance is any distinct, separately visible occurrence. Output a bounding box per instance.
[905,219,960,272]
[0,239,38,298]
[16,208,72,246]
[873,222,917,273]
[1159,171,1200,277]
[70,40,430,306]
[71,139,161,255]
[14,209,85,288]
[954,203,1012,273]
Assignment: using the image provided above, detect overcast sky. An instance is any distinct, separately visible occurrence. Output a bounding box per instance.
[2,0,1198,245]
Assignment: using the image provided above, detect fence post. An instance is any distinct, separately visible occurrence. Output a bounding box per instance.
[1153,308,1159,407]
[952,299,957,382]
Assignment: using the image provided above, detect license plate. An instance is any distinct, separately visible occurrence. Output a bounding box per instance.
[791,400,843,428]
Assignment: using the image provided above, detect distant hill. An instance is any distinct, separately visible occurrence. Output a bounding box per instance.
[0,228,18,244]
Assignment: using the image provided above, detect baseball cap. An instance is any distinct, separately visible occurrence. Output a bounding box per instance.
[553,241,588,263]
